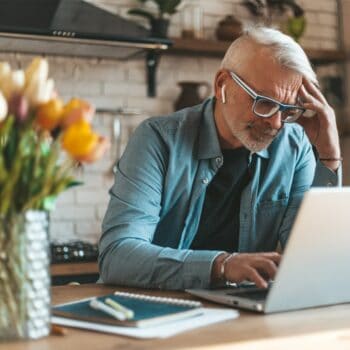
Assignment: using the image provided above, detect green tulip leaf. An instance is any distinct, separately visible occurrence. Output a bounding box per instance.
[66,180,84,188]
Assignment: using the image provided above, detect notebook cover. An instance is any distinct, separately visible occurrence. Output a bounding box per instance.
[53,293,203,328]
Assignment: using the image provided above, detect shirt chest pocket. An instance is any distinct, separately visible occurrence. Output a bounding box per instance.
[253,197,289,250]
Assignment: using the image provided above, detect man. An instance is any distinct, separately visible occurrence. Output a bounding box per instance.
[99,27,341,290]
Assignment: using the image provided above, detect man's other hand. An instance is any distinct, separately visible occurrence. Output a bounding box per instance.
[297,78,341,171]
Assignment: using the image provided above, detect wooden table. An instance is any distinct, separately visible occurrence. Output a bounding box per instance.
[4,284,350,350]
[50,262,99,277]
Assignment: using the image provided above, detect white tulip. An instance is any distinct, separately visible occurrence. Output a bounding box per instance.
[23,57,53,107]
[24,76,54,106]
[39,78,55,104]
[0,91,8,122]
[25,57,48,88]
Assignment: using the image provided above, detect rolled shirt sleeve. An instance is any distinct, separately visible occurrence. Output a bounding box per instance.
[98,120,223,290]
[312,161,342,187]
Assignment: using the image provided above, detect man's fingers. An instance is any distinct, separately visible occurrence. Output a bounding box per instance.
[245,267,268,289]
[252,258,278,280]
[299,86,328,118]
[300,85,320,108]
[258,252,282,265]
[302,78,327,104]
[300,85,324,108]
[224,252,282,288]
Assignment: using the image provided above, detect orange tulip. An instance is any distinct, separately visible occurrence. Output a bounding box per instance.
[61,98,94,128]
[36,98,64,131]
[61,120,99,160]
[77,136,110,163]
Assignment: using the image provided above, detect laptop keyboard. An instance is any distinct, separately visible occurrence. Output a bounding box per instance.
[226,288,269,301]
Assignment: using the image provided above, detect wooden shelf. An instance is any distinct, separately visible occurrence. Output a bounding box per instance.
[51,262,99,277]
[168,38,347,65]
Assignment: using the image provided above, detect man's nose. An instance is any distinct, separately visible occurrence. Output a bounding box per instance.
[266,111,283,130]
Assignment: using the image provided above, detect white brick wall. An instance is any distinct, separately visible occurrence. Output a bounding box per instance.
[0,0,341,242]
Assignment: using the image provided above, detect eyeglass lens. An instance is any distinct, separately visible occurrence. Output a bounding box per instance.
[254,98,303,122]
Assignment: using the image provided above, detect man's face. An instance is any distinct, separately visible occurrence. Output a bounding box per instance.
[215,49,303,152]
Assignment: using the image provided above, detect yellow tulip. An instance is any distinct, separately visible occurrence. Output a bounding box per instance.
[61,120,99,160]
[61,98,94,128]
[78,136,110,163]
[36,98,64,131]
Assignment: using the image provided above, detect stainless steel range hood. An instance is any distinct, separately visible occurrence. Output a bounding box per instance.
[0,0,172,60]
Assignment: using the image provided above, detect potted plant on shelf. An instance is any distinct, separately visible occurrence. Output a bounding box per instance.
[0,57,109,340]
[241,0,306,41]
[128,0,182,38]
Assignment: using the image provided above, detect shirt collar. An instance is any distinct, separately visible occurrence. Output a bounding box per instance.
[196,97,222,160]
[196,97,270,160]
[254,148,270,159]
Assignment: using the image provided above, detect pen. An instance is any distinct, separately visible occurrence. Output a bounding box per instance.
[105,298,134,319]
[89,299,127,321]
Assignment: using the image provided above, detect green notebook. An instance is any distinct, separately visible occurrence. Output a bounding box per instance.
[53,291,203,328]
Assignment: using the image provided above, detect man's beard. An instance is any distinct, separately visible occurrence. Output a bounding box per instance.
[232,121,280,153]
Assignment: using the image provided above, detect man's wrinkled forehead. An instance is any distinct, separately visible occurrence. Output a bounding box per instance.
[238,47,303,100]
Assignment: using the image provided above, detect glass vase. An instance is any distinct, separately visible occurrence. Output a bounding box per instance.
[0,210,51,340]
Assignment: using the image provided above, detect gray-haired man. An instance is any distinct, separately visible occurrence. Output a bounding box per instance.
[99,27,341,290]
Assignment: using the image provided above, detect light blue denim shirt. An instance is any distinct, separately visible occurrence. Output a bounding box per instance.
[99,98,340,290]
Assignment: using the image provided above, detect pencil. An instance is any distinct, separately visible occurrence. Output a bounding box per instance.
[89,298,127,321]
[105,298,134,319]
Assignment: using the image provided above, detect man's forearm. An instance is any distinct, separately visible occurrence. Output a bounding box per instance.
[99,237,223,290]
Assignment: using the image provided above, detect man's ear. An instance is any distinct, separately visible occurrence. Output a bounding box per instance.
[214,69,229,103]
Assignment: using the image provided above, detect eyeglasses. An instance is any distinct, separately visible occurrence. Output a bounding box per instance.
[230,71,306,123]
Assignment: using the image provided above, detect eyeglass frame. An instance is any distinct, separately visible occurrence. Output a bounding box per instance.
[229,71,306,123]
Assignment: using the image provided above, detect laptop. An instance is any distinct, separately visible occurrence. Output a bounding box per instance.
[187,188,350,313]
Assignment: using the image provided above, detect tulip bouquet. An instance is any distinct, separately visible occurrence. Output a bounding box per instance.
[0,57,109,339]
[0,57,109,217]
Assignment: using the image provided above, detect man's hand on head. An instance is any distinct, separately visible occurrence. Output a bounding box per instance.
[212,252,281,289]
[297,78,341,171]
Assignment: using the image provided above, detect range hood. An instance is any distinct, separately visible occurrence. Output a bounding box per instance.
[0,0,172,60]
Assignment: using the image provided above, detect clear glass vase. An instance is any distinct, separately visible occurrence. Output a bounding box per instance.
[0,210,51,340]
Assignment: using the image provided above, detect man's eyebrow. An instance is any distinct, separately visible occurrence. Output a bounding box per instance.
[257,85,301,103]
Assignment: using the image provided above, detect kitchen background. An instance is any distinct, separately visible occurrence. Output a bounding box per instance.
[1,0,347,244]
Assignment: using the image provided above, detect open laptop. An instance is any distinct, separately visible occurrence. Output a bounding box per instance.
[187,188,350,313]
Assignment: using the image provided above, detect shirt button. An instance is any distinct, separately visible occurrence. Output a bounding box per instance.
[202,178,209,184]
[216,157,223,166]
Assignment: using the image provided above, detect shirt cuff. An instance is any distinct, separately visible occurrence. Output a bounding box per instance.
[313,160,342,187]
[182,250,225,289]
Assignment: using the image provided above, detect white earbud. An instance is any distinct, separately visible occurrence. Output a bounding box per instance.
[221,85,226,104]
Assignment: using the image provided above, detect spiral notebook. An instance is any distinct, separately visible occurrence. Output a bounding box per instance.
[53,291,204,328]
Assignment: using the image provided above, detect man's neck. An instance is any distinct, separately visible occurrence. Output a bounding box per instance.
[213,101,243,150]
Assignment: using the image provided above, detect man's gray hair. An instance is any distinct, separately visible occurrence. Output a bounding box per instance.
[221,26,318,84]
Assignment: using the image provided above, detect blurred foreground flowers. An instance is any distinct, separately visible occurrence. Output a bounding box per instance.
[0,57,109,217]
